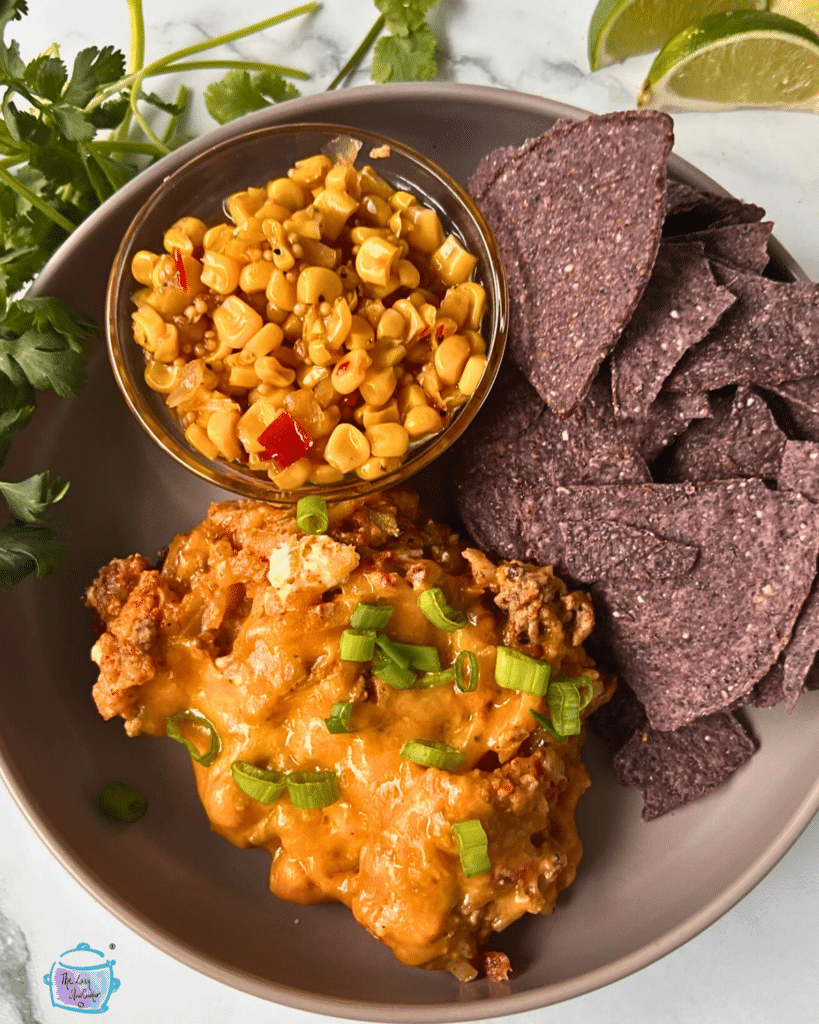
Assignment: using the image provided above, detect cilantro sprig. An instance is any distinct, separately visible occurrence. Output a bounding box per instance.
[329,0,442,89]
[0,0,317,589]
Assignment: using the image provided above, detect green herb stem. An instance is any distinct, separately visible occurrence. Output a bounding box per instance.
[164,59,309,79]
[126,0,146,75]
[328,14,385,90]
[0,166,76,235]
[162,84,188,145]
[125,2,319,154]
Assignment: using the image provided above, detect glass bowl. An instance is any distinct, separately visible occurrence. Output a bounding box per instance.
[105,123,508,504]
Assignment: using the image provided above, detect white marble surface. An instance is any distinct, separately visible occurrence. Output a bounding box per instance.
[3,1,819,1022]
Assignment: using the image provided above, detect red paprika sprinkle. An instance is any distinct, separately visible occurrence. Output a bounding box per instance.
[434,324,446,342]
[258,412,314,468]
[173,248,188,292]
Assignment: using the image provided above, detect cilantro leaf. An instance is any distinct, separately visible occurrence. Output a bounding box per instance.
[375,0,439,37]
[0,371,33,464]
[63,45,126,107]
[0,297,95,398]
[0,520,69,589]
[24,54,67,101]
[204,69,301,125]
[0,470,68,522]
[372,25,438,82]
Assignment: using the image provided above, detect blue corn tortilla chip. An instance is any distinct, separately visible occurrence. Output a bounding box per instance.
[557,519,698,583]
[749,577,819,709]
[665,264,819,393]
[613,711,756,820]
[458,475,819,730]
[665,222,772,274]
[471,110,673,415]
[663,181,765,235]
[619,389,713,464]
[765,379,819,441]
[778,440,819,503]
[611,241,735,418]
[664,386,786,483]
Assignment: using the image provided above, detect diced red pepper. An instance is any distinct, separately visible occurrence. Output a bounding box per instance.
[173,248,188,292]
[259,412,314,468]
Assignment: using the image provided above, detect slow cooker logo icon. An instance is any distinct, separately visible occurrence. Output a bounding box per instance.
[42,942,121,1013]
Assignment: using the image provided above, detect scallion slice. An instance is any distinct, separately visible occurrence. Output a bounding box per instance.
[494,647,551,696]
[455,650,479,692]
[374,633,411,669]
[287,769,340,809]
[452,819,491,877]
[415,667,456,688]
[296,495,329,534]
[98,781,148,823]
[372,656,418,689]
[529,708,565,742]
[401,739,465,770]
[418,587,468,631]
[325,701,354,734]
[547,678,586,736]
[339,628,376,661]
[231,760,287,804]
[390,642,442,673]
[166,709,221,766]
[350,602,394,630]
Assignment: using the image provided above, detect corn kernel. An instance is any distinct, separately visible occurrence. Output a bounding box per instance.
[331,349,372,395]
[365,422,410,458]
[201,251,241,294]
[297,266,343,305]
[355,236,400,288]
[270,457,312,489]
[324,423,370,472]
[359,366,397,407]
[431,234,478,287]
[356,455,402,481]
[404,404,443,439]
[212,295,263,349]
[458,354,487,396]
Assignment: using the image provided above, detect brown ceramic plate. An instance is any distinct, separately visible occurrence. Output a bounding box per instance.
[0,84,817,1022]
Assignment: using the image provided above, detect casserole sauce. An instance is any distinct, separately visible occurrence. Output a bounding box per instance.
[86,491,605,979]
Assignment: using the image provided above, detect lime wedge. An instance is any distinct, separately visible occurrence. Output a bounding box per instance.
[638,10,819,111]
[587,0,765,70]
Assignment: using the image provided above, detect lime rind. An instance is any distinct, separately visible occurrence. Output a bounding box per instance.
[639,9,819,110]
[588,0,766,70]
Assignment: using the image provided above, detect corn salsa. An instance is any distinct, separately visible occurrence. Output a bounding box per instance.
[130,151,489,489]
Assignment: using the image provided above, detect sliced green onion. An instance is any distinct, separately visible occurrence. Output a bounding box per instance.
[547,678,585,737]
[287,769,340,809]
[415,667,456,689]
[296,495,329,534]
[494,646,551,696]
[231,761,287,804]
[325,701,354,734]
[418,587,468,631]
[452,819,491,877]
[390,642,442,673]
[401,739,465,770]
[530,708,565,743]
[455,650,479,692]
[166,709,221,766]
[350,602,394,630]
[339,628,376,661]
[374,633,411,669]
[372,656,418,689]
[98,781,148,823]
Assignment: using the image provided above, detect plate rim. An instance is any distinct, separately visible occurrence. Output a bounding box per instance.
[2,81,816,1021]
